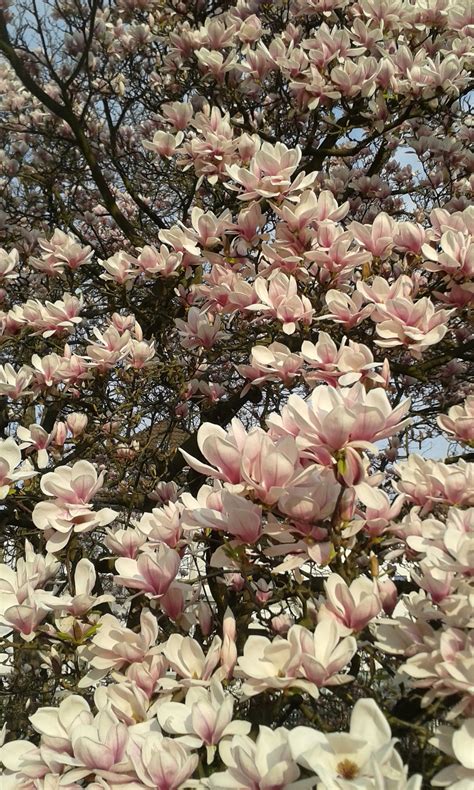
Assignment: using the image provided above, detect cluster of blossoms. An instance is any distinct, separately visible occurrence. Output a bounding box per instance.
[0,689,422,789]
[0,0,473,785]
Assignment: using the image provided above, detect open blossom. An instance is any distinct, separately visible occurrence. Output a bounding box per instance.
[0,539,59,607]
[237,342,303,388]
[40,559,114,617]
[273,383,410,465]
[355,483,405,537]
[31,353,62,389]
[17,424,53,468]
[32,461,117,551]
[99,251,139,284]
[407,507,474,579]
[226,141,317,201]
[438,395,474,444]
[180,419,248,485]
[15,293,83,338]
[400,627,474,718]
[356,274,414,309]
[289,698,420,789]
[0,588,52,641]
[157,678,250,761]
[301,333,388,388]
[0,437,36,498]
[105,526,147,558]
[289,620,357,690]
[350,213,396,258]
[15,695,133,781]
[79,609,160,686]
[184,489,263,543]
[69,709,130,776]
[372,296,453,356]
[86,326,131,369]
[274,189,349,230]
[143,130,184,158]
[136,244,183,276]
[321,290,373,328]
[247,272,313,334]
[318,573,382,635]
[423,230,474,280]
[0,363,33,399]
[188,206,231,248]
[175,307,229,349]
[31,229,93,271]
[236,619,356,698]
[162,633,222,687]
[431,719,474,787]
[0,247,18,280]
[394,456,474,509]
[114,544,181,598]
[128,731,198,789]
[125,338,156,369]
[184,419,314,505]
[136,502,183,549]
[207,726,304,789]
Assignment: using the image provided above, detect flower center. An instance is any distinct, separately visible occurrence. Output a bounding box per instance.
[336,758,360,780]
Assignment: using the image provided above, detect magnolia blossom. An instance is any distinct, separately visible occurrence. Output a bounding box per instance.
[162,633,222,687]
[17,424,53,468]
[289,698,421,789]
[137,503,184,549]
[394,456,474,509]
[99,251,139,284]
[318,573,382,635]
[207,726,306,789]
[184,488,263,543]
[136,244,183,277]
[114,545,181,599]
[157,679,250,762]
[423,230,474,280]
[407,507,474,579]
[0,589,52,641]
[400,627,474,718]
[301,333,388,388]
[128,731,198,789]
[271,384,410,468]
[320,290,373,329]
[32,461,117,551]
[0,437,36,498]
[0,247,18,280]
[438,396,474,444]
[247,273,313,334]
[78,609,160,686]
[431,719,474,787]
[0,363,33,399]
[175,307,229,349]
[225,141,317,201]
[31,229,93,271]
[39,559,114,617]
[144,130,184,158]
[372,297,453,356]
[355,483,405,537]
[65,413,88,438]
[238,342,303,388]
[236,619,356,698]
[86,326,131,369]
[181,419,310,503]
[350,212,395,258]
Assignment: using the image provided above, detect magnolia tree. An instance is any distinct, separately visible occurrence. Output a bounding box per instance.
[0,0,472,787]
